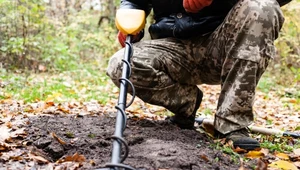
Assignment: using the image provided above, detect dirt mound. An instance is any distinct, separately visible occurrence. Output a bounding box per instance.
[25,114,241,169]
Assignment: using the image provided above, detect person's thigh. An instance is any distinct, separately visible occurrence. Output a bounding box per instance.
[107,37,209,88]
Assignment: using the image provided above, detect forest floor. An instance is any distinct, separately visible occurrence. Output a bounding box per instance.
[0,76,300,170]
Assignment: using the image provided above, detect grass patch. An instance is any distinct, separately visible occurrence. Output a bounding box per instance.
[259,135,300,153]
[257,76,277,93]
[0,63,116,103]
[212,143,241,164]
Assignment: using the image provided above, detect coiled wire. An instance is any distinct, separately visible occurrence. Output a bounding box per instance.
[105,41,136,170]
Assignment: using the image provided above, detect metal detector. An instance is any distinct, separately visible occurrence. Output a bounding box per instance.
[98,9,146,170]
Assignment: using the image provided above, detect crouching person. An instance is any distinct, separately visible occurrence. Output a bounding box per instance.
[107,0,287,150]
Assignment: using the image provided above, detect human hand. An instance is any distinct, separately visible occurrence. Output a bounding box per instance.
[183,0,213,13]
[117,31,144,47]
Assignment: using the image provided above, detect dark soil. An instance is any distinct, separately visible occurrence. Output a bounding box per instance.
[24,114,243,170]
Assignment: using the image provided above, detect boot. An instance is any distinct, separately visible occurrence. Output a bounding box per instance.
[167,89,203,129]
[215,128,260,150]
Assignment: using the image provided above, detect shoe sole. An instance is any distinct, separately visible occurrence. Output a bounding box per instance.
[233,143,260,151]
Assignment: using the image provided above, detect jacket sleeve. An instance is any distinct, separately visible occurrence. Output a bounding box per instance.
[120,0,152,16]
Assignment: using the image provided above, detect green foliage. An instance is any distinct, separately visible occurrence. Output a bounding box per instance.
[0,0,119,71]
[37,10,119,71]
[257,76,276,93]
[213,143,241,164]
[258,1,300,100]
[0,64,116,103]
[271,1,300,87]
[0,0,46,69]
[259,134,300,153]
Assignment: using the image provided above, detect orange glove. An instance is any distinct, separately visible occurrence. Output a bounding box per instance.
[117,31,144,47]
[183,0,213,13]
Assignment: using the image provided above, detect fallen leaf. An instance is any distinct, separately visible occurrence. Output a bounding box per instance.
[57,105,70,113]
[201,122,215,138]
[275,152,290,160]
[289,99,297,103]
[199,154,210,162]
[260,148,269,156]
[58,152,86,163]
[55,162,81,170]
[10,128,28,139]
[255,158,268,170]
[245,151,265,159]
[294,161,300,168]
[6,122,12,128]
[46,101,55,107]
[9,156,23,161]
[51,132,66,145]
[234,147,247,154]
[269,160,298,170]
[4,137,13,143]
[45,92,62,102]
[0,143,11,152]
[72,152,86,162]
[28,153,49,164]
[239,158,246,170]
[90,159,96,166]
[294,148,300,156]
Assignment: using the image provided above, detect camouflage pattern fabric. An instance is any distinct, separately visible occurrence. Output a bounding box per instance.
[106,0,284,134]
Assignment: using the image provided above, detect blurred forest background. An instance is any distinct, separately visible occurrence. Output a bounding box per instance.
[0,0,299,102]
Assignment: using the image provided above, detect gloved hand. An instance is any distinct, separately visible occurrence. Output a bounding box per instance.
[117,31,144,47]
[183,0,213,13]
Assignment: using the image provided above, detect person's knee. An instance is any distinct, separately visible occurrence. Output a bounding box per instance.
[242,0,283,22]
[238,0,285,38]
[106,49,124,85]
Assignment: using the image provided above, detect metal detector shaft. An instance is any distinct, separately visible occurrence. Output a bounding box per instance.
[195,117,300,138]
[111,35,132,164]
[99,37,136,170]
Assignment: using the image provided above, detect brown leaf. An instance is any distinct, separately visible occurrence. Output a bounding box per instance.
[55,162,81,170]
[58,152,86,163]
[238,158,246,170]
[234,147,247,154]
[201,123,215,138]
[28,153,49,164]
[0,143,11,152]
[46,101,55,107]
[199,154,210,162]
[72,152,86,162]
[6,122,12,129]
[9,156,23,161]
[255,158,268,170]
[57,106,70,114]
[51,132,66,145]
[10,128,28,139]
[4,137,13,143]
[90,159,96,166]
[289,99,297,103]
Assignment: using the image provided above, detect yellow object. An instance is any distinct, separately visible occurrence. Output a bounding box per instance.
[269,160,298,170]
[115,9,146,35]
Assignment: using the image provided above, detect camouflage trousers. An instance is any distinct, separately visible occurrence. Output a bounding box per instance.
[106,0,284,134]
